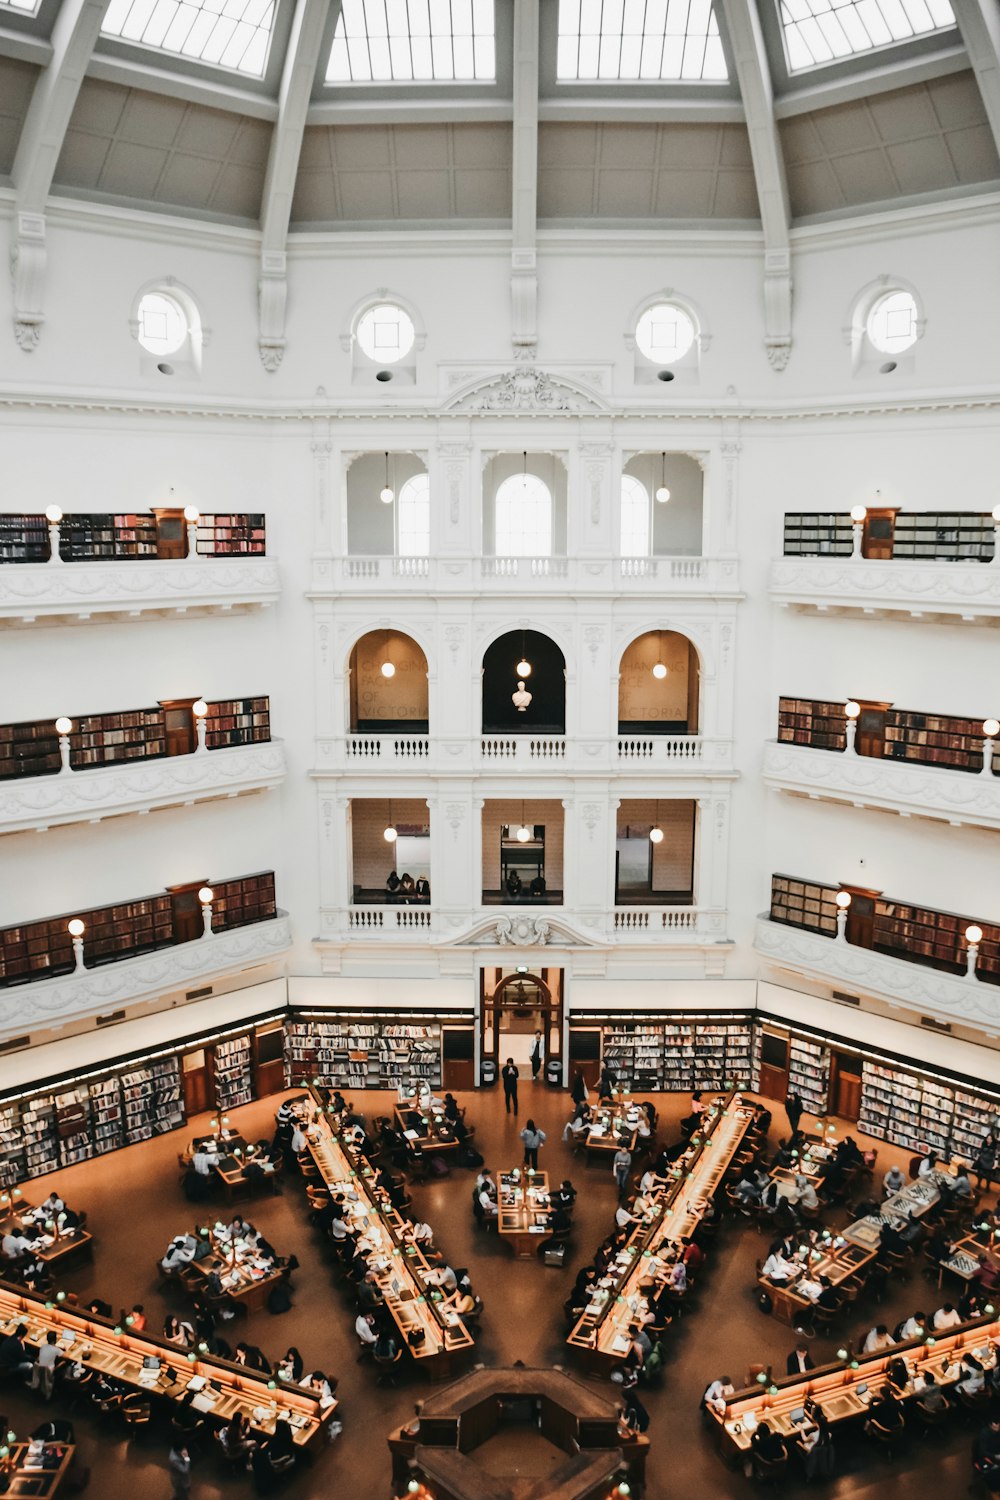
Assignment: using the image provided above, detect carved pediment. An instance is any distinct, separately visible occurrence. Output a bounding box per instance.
[446,912,601,948]
[443,367,609,415]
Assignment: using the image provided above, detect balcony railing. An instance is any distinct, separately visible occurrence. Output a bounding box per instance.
[318,905,727,945]
[345,735,430,762]
[321,556,741,597]
[763,740,1000,832]
[481,735,567,761]
[316,734,734,775]
[0,740,287,836]
[0,557,281,625]
[769,556,1000,623]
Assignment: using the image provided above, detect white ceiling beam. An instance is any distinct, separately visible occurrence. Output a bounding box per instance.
[86,53,279,121]
[257,0,332,371]
[718,0,793,370]
[773,43,968,117]
[511,0,539,358]
[10,0,109,351]
[950,0,1000,157]
[0,24,53,68]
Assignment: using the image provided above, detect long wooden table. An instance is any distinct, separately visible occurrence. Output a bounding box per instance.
[843,1169,951,1250]
[298,1087,474,1378]
[709,1313,1000,1461]
[0,1282,334,1452]
[497,1171,551,1257]
[567,1090,757,1374]
[1,1440,74,1498]
[583,1107,639,1164]
[762,1239,874,1325]
[1,1200,93,1269]
[181,1225,286,1313]
[393,1105,463,1157]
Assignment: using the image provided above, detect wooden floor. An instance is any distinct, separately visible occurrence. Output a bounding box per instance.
[0,1081,989,1499]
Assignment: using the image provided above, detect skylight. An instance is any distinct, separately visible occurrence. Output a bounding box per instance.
[780,0,956,71]
[325,0,496,84]
[556,0,729,83]
[0,0,40,12]
[100,0,276,79]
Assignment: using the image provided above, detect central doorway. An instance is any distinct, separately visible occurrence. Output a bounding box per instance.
[480,967,564,1079]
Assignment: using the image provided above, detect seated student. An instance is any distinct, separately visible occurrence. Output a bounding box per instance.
[87,1298,113,1318]
[40,1191,65,1217]
[878,1221,907,1256]
[374,1326,400,1362]
[837,1136,864,1167]
[899,1311,927,1341]
[916,1370,949,1413]
[761,1177,782,1213]
[862,1324,895,1354]
[1,1229,30,1260]
[191,1143,219,1176]
[958,1354,987,1396]
[127,1305,147,1332]
[933,1302,962,1331]
[953,1169,975,1200]
[0,1323,33,1378]
[414,875,430,901]
[443,1286,476,1316]
[883,1164,907,1196]
[218,1411,257,1460]
[529,874,546,897]
[750,1422,788,1465]
[885,1356,911,1395]
[787,1343,814,1376]
[925,1225,954,1267]
[163,1314,195,1349]
[961,1289,987,1322]
[917,1151,940,1179]
[702,1375,735,1415]
[733,1171,764,1207]
[866,1390,904,1434]
[797,1402,835,1481]
[793,1175,820,1212]
[761,1249,800,1283]
[442,1094,461,1124]
[814,1275,841,1312]
[276,1347,303,1383]
[301,1370,337,1409]
[554,1180,577,1212]
[562,1103,591,1143]
[357,1271,385,1310]
[161,1234,198,1272]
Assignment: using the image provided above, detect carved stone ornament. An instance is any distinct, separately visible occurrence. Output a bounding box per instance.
[447,913,599,948]
[258,340,286,372]
[444,368,609,414]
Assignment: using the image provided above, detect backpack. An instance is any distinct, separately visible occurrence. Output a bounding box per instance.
[757,1290,773,1316]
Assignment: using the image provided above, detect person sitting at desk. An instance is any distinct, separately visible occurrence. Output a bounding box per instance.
[879,1221,907,1256]
[164,1314,195,1349]
[787,1342,815,1375]
[477,1189,499,1221]
[953,1169,975,1201]
[976,1257,1000,1295]
[425,1264,458,1293]
[884,1164,906,1197]
[161,1234,198,1272]
[276,1346,303,1382]
[796,1403,835,1481]
[885,1356,911,1395]
[0,1323,32,1379]
[761,1178,782,1214]
[899,1311,927,1340]
[264,1411,296,1464]
[793,1175,819,1212]
[862,1323,895,1354]
[933,1302,963,1331]
[302,1370,337,1409]
[961,1288,987,1321]
[915,1370,949,1413]
[40,1191,64,1216]
[733,1171,764,1207]
[191,1144,219,1177]
[925,1226,954,1268]
[357,1271,384,1311]
[866,1390,904,1437]
[769,1232,798,1260]
[811,1275,839,1312]
[128,1304,147,1332]
[443,1285,476,1317]
[750,1422,788,1466]
[957,1355,987,1396]
[702,1375,735,1415]
[562,1102,591,1143]
[218,1412,257,1462]
[1,1229,30,1260]
[374,1327,400,1363]
[838,1136,864,1167]
[554,1180,576,1212]
[666,1258,687,1293]
[918,1151,940,1178]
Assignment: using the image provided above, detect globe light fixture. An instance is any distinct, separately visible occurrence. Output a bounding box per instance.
[655,452,670,503]
[380,451,394,504]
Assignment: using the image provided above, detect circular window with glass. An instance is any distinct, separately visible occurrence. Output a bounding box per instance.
[866,290,918,354]
[356,302,416,364]
[136,292,189,356]
[635,301,696,365]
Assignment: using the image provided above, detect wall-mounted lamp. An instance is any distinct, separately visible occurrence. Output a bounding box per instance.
[192,698,208,754]
[835,889,851,942]
[849,506,866,558]
[966,924,983,980]
[982,719,999,778]
[198,886,214,938]
[844,700,860,754]
[380,452,394,505]
[54,717,74,773]
[45,506,63,564]
[183,505,200,558]
[655,453,670,504]
[67,918,86,972]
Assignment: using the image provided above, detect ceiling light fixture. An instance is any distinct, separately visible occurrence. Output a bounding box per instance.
[516,630,532,679]
[380,452,394,505]
[655,453,670,505]
[652,631,668,680]
[649,802,664,844]
[516,801,531,843]
[384,800,398,843]
[381,637,396,679]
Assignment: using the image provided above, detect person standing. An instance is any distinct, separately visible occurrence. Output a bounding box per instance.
[502,1058,519,1116]
[168,1444,192,1498]
[571,1071,587,1108]
[530,1031,543,1081]
[613,1144,632,1202]
[785,1091,804,1137]
[520,1119,546,1169]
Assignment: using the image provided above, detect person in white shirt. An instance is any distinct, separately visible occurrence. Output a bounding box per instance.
[31,1330,59,1398]
[883,1165,906,1196]
[161,1234,197,1271]
[797,1278,823,1302]
[290,1124,307,1156]
[953,1171,974,1200]
[957,1356,986,1394]
[762,1251,799,1283]
[793,1176,819,1211]
[862,1324,894,1354]
[425,1265,458,1292]
[40,1193,64,1216]
[899,1313,926,1340]
[615,1204,639,1231]
[702,1376,734,1414]
[355,1313,378,1347]
[478,1188,498,1218]
[2,1231,29,1259]
[933,1302,962,1331]
[917,1152,939,1179]
[192,1147,218,1176]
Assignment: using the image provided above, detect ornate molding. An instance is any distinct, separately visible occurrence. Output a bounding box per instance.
[448,912,600,948]
[0,742,286,835]
[754,916,1000,1035]
[763,741,1000,831]
[0,558,281,624]
[0,916,292,1041]
[769,557,1000,623]
[443,367,610,414]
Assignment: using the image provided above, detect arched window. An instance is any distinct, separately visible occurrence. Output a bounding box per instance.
[866,290,919,354]
[620,475,650,556]
[635,301,696,365]
[355,302,415,363]
[397,473,430,557]
[495,473,552,557]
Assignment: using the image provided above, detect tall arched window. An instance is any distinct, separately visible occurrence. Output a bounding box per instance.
[495,473,552,556]
[397,473,430,556]
[620,475,650,556]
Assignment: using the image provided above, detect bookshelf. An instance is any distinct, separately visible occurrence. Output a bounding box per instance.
[0,721,62,780]
[71,707,166,768]
[212,872,277,931]
[59,514,116,561]
[0,514,48,563]
[111,514,158,557]
[0,1104,25,1187]
[284,1018,443,1091]
[872,897,1000,984]
[782,513,853,557]
[55,1087,93,1167]
[121,1068,157,1145]
[153,1058,184,1134]
[594,1018,757,1092]
[891,512,994,562]
[214,1036,253,1110]
[777,697,847,750]
[196,514,266,556]
[787,1036,829,1116]
[857,1059,1000,1160]
[204,697,271,749]
[22,1097,58,1178]
[769,875,839,937]
[884,708,986,773]
[90,1078,123,1156]
[603,1023,665,1090]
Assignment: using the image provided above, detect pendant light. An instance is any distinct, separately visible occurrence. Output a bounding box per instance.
[520,449,528,490]
[516,629,532,679]
[649,801,664,844]
[655,453,670,505]
[381,635,395,679]
[652,630,668,680]
[383,799,398,843]
[516,801,531,843]
[380,452,394,505]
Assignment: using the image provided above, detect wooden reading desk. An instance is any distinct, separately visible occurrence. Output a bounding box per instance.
[0,1200,93,1270]
[709,1313,1000,1462]
[393,1105,462,1157]
[567,1090,757,1374]
[497,1171,551,1257]
[298,1086,474,1378]
[843,1168,953,1251]
[761,1239,874,1325]
[0,1440,74,1498]
[181,1225,286,1314]
[0,1282,334,1452]
[583,1108,639,1165]
[182,1134,279,1200]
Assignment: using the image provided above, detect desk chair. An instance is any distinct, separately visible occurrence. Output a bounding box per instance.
[374,1346,404,1387]
[913,1399,951,1438]
[750,1449,789,1483]
[864,1416,903,1458]
[956,1385,991,1421]
[121,1396,152,1439]
[809,1301,843,1337]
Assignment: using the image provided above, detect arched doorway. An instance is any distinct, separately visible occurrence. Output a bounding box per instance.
[348,630,428,733]
[482,629,566,734]
[480,967,564,1079]
[618,630,700,734]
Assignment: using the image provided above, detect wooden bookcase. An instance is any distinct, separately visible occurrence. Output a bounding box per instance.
[884,708,985,772]
[0,512,267,564]
[769,874,839,937]
[284,1016,444,1091]
[782,513,853,557]
[0,513,48,563]
[777,697,847,750]
[892,511,994,562]
[72,707,166,767]
[196,513,266,556]
[204,696,271,749]
[0,721,62,780]
[212,871,277,932]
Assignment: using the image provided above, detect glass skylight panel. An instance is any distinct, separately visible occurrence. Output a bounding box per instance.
[0,1,41,13]
[325,0,496,84]
[100,0,276,78]
[780,0,956,71]
[557,0,728,83]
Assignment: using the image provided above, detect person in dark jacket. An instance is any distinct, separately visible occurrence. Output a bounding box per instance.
[502,1059,519,1116]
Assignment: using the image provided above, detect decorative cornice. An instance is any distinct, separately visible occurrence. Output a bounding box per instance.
[769,557,1000,622]
[0,916,292,1041]
[0,742,286,835]
[763,741,1000,831]
[754,916,1000,1036]
[443,367,610,414]
[0,558,280,625]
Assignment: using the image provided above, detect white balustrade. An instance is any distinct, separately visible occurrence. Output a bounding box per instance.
[345,735,430,762]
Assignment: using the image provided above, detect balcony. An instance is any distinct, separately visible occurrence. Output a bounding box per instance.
[769,557,1000,624]
[0,741,287,836]
[0,557,281,626]
[763,741,1000,831]
[317,904,729,947]
[316,735,735,778]
[313,555,742,599]
[754,915,1000,1037]
[0,914,293,1040]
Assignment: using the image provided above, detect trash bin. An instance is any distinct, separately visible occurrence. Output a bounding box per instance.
[546,1058,563,1087]
[480,1058,498,1088]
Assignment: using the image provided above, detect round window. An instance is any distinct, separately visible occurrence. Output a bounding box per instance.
[356,302,416,364]
[137,292,188,355]
[635,302,696,364]
[866,290,918,354]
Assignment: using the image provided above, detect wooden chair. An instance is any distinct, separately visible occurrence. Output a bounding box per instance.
[751,1448,789,1483]
[122,1396,152,1438]
[865,1416,903,1458]
[913,1399,951,1437]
